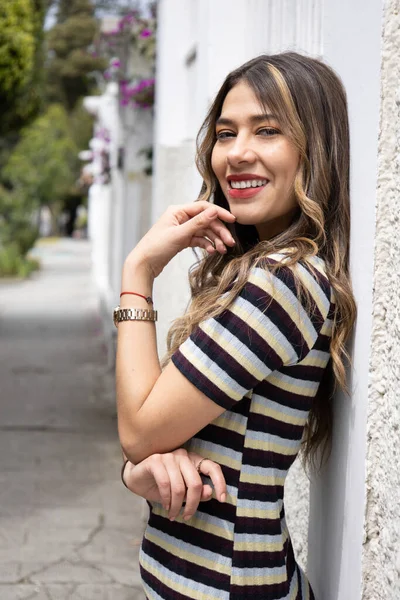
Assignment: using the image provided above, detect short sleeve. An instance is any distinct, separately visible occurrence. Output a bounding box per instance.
[171,258,332,410]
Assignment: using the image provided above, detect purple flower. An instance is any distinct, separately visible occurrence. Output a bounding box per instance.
[110,58,121,68]
[140,29,152,38]
[123,14,136,24]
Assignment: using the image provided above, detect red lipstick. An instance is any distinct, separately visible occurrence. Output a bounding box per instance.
[226,173,269,199]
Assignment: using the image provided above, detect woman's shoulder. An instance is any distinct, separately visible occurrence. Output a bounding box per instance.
[249,251,332,310]
[253,249,328,278]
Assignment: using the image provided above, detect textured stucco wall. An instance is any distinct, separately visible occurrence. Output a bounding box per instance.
[362,2,400,598]
[284,460,309,571]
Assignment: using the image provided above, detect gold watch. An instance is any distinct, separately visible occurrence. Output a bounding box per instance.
[113,306,158,327]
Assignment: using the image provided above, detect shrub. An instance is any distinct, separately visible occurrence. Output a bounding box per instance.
[0,242,40,278]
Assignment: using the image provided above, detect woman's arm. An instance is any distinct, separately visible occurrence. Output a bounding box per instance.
[116,202,236,464]
[116,257,227,463]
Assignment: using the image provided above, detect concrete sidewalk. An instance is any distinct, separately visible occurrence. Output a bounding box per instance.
[0,239,145,599]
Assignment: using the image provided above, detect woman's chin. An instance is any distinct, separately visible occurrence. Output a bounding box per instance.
[232,214,261,226]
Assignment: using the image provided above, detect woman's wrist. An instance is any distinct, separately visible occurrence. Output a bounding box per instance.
[121,459,136,491]
[123,251,155,281]
[121,459,130,489]
[121,253,155,302]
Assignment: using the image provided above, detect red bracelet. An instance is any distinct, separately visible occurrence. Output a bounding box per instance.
[120,291,153,304]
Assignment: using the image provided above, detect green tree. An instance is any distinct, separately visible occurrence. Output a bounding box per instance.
[46,0,106,111]
[0,0,35,99]
[0,0,47,139]
[4,104,79,229]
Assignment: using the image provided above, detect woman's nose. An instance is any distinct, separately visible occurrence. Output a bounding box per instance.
[226,136,256,166]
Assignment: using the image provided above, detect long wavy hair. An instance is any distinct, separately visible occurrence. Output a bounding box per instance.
[164,52,357,469]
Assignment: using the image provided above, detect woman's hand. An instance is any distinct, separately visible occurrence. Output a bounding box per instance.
[123,448,227,521]
[125,202,236,278]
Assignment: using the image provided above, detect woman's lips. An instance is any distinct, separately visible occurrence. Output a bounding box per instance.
[227,183,268,199]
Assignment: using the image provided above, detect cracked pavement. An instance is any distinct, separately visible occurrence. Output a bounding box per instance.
[0,239,146,599]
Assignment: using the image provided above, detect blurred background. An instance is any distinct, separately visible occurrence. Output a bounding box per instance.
[0,1,399,599]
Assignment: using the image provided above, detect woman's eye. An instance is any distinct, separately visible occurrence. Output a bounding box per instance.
[216,131,235,140]
[257,127,280,136]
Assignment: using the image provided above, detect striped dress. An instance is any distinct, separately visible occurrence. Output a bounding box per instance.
[139,253,333,600]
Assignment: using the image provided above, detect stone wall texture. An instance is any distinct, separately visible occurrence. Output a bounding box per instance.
[284,459,309,571]
[362,1,400,598]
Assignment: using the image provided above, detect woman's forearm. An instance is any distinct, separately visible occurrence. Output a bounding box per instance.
[116,256,162,460]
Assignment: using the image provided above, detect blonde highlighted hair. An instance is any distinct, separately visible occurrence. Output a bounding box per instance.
[164,52,357,469]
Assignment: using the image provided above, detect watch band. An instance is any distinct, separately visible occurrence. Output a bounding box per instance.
[113,306,158,327]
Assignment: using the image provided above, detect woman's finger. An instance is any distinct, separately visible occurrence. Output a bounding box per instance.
[194,228,227,254]
[206,220,236,247]
[178,457,205,520]
[189,236,217,254]
[201,484,214,501]
[162,454,187,520]
[177,201,236,224]
[178,205,235,244]
[147,456,172,511]
[198,459,227,503]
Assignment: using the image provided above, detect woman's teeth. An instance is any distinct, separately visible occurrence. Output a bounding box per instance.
[230,179,268,189]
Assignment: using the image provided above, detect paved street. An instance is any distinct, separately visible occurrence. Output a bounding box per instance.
[0,239,145,599]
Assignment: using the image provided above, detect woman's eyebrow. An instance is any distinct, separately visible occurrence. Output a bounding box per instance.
[215,113,278,127]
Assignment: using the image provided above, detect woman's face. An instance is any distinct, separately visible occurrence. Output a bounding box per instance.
[211,80,300,241]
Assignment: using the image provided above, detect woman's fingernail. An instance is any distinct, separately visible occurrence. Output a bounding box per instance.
[183,514,192,521]
[169,516,175,522]
[220,493,226,503]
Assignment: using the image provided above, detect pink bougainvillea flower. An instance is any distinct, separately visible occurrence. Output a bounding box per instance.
[140,29,152,38]
[122,14,136,24]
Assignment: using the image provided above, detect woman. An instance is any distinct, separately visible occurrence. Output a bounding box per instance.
[115,52,356,600]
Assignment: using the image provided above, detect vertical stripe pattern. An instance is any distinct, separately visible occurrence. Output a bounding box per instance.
[140,255,332,599]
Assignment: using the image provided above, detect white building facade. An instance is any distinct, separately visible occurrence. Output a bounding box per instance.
[87,1,400,598]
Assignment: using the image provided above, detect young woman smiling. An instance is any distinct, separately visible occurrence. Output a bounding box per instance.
[115,53,356,600]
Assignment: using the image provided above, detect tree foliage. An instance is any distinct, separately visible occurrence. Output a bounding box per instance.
[0,0,133,274]
[4,105,79,211]
[46,0,107,111]
[0,0,47,139]
[0,0,35,97]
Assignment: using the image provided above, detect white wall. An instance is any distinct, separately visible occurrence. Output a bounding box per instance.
[307,1,383,599]
[85,78,154,363]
